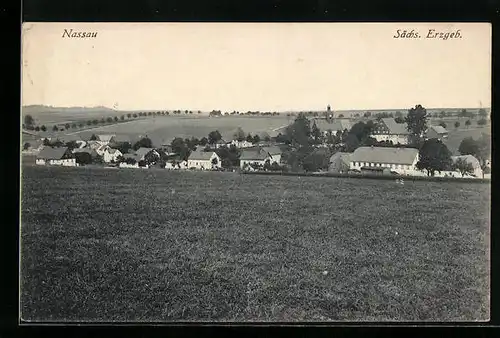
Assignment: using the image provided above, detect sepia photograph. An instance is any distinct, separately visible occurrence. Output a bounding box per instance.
[20,22,491,322]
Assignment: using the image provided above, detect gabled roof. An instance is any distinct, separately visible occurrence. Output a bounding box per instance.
[188,150,216,160]
[110,135,131,144]
[37,146,70,160]
[107,148,121,155]
[262,146,283,155]
[329,152,352,165]
[58,134,82,143]
[313,118,352,133]
[451,155,481,168]
[429,125,448,134]
[240,149,269,161]
[380,118,409,135]
[96,134,116,142]
[351,146,419,165]
[135,147,156,158]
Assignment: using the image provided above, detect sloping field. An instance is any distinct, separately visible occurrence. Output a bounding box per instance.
[20,166,489,322]
[72,116,292,146]
[442,126,490,156]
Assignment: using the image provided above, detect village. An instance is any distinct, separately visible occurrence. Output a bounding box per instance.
[22,105,491,180]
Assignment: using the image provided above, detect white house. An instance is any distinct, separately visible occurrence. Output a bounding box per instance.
[229,140,254,148]
[187,150,221,170]
[350,146,420,176]
[36,147,77,167]
[451,155,483,178]
[103,147,123,163]
[370,118,410,145]
[239,148,272,169]
[262,146,283,164]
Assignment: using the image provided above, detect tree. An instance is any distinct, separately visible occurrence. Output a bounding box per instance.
[199,137,208,146]
[394,116,405,124]
[285,114,312,147]
[246,133,254,143]
[23,142,31,150]
[234,127,246,141]
[479,108,487,118]
[100,118,106,124]
[338,114,344,118]
[416,138,452,176]
[106,117,113,123]
[90,134,98,141]
[114,116,119,122]
[52,125,58,131]
[454,121,460,129]
[344,133,360,152]
[79,123,84,128]
[252,134,261,144]
[93,155,104,164]
[65,123,70,129]
[208,130,222,145]
[65,140,79,151]
[133,113,138,118]
[311,121,322,144]
[35,126,40,131]
[302,150,330,172]
[171,137,190,160]
[211,157,219,167]
[363,112,371,118]
[477,118,487,126]
[405,104,428,145]
[133,137,153,150]
[116,142,132,155]
[144,150,160,165]
[127,113,132,118]
[453,158,474,177]
[465,120,471,128]
[92,119,99,125]
[41,125,47,132]
[439,121,447,129]
[24,114,35,127]
[75,152,92,165]
[71,123,77,129]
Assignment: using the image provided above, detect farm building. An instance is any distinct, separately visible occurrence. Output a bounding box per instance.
[451,155,483,178]
[119,153,142,168]
[349,146,420,176]
[135,147,160,161]
[313,118,352,135]
[426,125,449,141]
[87,140,107,150]
[103,147,123,163]
[73,147,99,157]
[262,146,283,164]
[36,147,76,166]
[109,135,131,145]
[187,150,221,170]
[370,118,410,145]
[58,134,82,143]
[240,148,272,169]
[328,152,352,173]
[229,140,254,149]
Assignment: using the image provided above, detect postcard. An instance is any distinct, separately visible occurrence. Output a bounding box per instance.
[20,22,491,322]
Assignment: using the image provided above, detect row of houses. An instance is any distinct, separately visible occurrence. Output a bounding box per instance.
[328,146,484,178]
[315,117,449,145]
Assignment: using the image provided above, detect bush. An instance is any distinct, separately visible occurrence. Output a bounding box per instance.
[477,118,487,126]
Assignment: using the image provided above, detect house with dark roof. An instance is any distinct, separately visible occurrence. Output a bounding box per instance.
[135,147,159,161]
[370,118,410,145]
[350,146,420,176]
[187,150,221,170]
[36,147,76,166]
[239,148,272,170]
[426,125,449,140]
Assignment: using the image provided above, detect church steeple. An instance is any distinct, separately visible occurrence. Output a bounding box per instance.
[326,104,333,122]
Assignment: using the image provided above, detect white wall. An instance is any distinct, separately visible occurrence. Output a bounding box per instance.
[187,153,221,170]
[372,134,409,145]
[47,158,77,166]
[103,150,122,163]
[119,162,139,168]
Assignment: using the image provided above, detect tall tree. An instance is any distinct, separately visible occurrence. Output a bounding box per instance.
[234,127,246,141]
[285,114,312,147]
[41,125,47,132]
[416,139,452,176]
[453,158,474,177]
[454,121,460,129]
[465,120,472,128]
[405,104,428,145]
[24,114,35,127]
[311,121,322,144]
[208,130,222,145]
[133,137,154,150]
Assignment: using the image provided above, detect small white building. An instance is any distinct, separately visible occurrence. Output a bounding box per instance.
[187,151,221,170]
[370,118,410,145]
[103,147,123,163]
[350,146,420,176]
[229,140,254,149]
[36,146,77,166]
[262,146,283,164]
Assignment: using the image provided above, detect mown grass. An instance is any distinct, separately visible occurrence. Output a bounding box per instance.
[20,166,490,322]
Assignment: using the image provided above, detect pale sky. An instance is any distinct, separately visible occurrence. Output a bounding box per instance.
[22,22,491,112]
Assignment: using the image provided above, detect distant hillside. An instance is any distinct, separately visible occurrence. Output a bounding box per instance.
[22,105,119,115]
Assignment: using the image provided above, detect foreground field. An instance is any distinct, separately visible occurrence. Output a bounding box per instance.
[20,166,490,322]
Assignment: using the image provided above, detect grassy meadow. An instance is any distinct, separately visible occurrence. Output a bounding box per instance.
[20,166,490,322]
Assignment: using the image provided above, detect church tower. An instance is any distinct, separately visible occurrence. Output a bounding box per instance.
[326,105,333,122]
